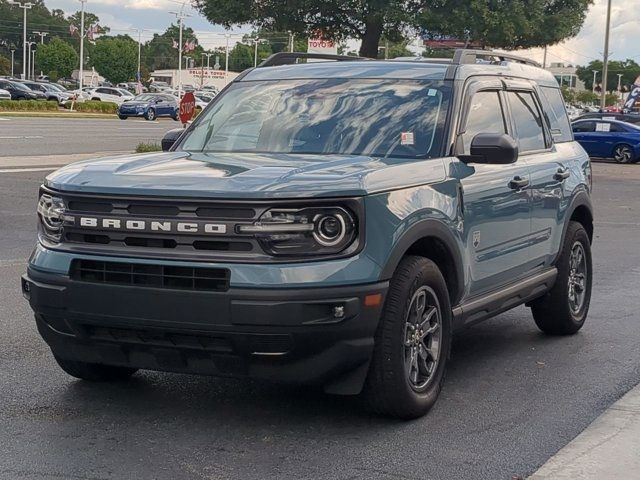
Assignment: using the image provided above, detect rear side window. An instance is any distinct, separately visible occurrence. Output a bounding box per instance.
[539,86,573,143]
[506,91,546,152]
[461,91,506,154]
[572,121,595,132]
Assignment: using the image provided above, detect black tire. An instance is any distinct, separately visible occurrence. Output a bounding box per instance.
[613,144,634,164]
[118,114,128,120]
[531,221,592,335]
[145,108,156,121]
[54,355,137,382]
[91,97,100,101]
[361,256,452,419]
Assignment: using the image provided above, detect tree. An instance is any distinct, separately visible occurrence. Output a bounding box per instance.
[91,36,137,84]
[142,24,203,72]
[194,0,592,59]
[194,0,421,58]
[576,90,598,105]
[419,1,592,50]
[34,37,78,78]
[576,60,640,92]
[0,55,10,75]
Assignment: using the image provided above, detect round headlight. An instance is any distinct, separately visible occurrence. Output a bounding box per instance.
[37,194,66,241]
[314,214,346,247]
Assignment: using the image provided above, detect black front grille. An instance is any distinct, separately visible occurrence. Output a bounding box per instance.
[71,259,230,292]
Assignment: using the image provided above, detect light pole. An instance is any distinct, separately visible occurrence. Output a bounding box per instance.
[131,28,147,85]
[253,37,261,68]
[32,30,48,44]
[184,56,192,69]
[600,0,612,110]
[10,49,15,77]
[26,40,35,80]
[617,73,624,106]
[170,8,190,98]
[31,46,36,79]
[288,31,294,52]
[78,0,87,91]
[592,70,598,94]
[202,52,214,69]
[8,1,34,80]
[225,33,230,85]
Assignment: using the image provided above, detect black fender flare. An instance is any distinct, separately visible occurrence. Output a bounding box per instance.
[379,218,465,305]
[554,189,594,264]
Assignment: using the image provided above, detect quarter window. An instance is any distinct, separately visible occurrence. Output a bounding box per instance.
[539,86,572,143]
[461,91,506,154]
[507,91,547,152]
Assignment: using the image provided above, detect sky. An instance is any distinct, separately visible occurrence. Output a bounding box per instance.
[45,0,640,66]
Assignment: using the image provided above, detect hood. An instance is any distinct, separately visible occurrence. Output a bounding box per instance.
[45,151,447,199]
[120,101,151,108]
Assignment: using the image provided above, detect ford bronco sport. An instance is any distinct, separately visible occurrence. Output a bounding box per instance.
[23,50,594,418]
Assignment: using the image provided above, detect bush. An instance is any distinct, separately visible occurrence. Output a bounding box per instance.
[135,142,162,153]
[0,100,59,111]
[65,100,119,114]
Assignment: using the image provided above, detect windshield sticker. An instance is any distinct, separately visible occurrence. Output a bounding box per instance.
[595,123,611,132]
[401,132,415,145]
[427,89,438,97]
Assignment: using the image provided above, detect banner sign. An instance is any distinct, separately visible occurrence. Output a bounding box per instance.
[623,76,640,113]
[307,37,337,55]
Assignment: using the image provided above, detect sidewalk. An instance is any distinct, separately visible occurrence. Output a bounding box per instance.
[530,383,640,479]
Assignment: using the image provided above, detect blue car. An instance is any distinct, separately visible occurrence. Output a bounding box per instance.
[572,118,640,163]
[117,93,179,121]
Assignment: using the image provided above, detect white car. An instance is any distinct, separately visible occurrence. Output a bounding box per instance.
[88,87,134,105]
[0,89,10,100]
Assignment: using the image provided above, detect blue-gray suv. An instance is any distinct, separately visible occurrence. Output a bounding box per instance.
[23,50,594,418]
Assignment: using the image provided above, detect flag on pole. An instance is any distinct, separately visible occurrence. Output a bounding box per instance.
[69,24,78,36]
[172,38,179,49]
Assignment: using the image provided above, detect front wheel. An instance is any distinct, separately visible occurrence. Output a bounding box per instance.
[144,108,156,121]
[118,114,127,120]
[613,144,634,164]
[54,355,137,382]
[361,256,452,419]
[531,221,592,335]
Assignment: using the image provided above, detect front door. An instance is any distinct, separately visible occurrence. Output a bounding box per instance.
[452,85,533,296]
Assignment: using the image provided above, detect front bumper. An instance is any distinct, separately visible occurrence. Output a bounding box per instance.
[23,267,387,394]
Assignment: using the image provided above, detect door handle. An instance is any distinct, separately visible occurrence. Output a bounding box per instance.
[554,168,570,181]
[509,176,529,190]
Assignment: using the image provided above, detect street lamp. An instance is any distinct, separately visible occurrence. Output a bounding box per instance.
[32,30,48,44]
[170,7,190,98]
[8,1,34,80]
[10,49,15,77]
[26,40,36,80]
[78,0,87,92]
[253,37,262,68]
[131,28,148,84]
[592,70,598,94]
[601,0,612,110]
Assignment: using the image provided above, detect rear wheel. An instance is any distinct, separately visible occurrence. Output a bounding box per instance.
[361,256,452,419]
[613,144,634,164]
[54,355,137,382]
[118,114,127,120]
[531,221,592,335]
[91,97,100,101]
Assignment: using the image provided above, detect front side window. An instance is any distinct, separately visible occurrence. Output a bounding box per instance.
[180,79,451,159]
[507,91,546,152]
[461,91,506,154]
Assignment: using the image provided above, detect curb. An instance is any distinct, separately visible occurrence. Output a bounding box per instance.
[529,383,640,479]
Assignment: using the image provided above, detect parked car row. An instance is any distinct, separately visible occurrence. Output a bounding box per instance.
[571,114,640,163]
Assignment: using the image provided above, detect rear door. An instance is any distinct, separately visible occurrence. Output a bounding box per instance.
[572,121,597,155]
[453,80,533,295]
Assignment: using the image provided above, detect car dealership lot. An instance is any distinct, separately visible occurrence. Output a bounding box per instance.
[1,155,639,479]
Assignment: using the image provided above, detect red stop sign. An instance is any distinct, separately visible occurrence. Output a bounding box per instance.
[179,92,196,124]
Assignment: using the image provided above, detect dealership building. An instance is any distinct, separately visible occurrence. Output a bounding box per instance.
[150,67,239,90]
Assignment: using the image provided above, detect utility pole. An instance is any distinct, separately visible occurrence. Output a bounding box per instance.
[8,1,33,80]
[617,73,623,106]
[170,7,190,98]
[543,46,548,69]
[31,46,36,79]
[253,37,261,68]
[225,33,230,85]
[288,30,294,52]
[78,0,87,91]
[32,30,48,44]
[10,49,15,77]
[592,70,598,93]
[600,0,612,110]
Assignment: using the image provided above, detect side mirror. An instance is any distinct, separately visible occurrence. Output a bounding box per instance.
[161,128,184,152]
[463,133,519,164]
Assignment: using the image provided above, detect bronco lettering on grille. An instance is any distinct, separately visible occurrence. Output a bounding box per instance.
[77,217,227,234]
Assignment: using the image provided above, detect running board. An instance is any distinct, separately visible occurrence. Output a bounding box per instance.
[452,268,557,329]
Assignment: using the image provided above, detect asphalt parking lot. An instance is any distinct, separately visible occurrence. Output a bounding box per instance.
[0,117,174,156]
[0,142,639,479]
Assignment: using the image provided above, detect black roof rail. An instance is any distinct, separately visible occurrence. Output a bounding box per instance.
[453,49,541,67]
[258,52,370,67]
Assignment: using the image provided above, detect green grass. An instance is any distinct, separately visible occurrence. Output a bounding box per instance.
[65,100,119,114]
[135,142,162,153]
[0,100,59,111]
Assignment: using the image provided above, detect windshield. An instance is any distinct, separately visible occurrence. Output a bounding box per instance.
[180,79,450,159]
[12,82,32,92]
[50,84,66,91]
[134,94,157,102]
